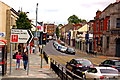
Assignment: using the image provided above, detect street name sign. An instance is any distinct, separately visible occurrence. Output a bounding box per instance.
[10,29,33,43]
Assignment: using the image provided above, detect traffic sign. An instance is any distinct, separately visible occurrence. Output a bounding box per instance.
[10,29,33,43]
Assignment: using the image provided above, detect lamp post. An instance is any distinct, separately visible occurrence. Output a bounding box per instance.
[36,3,38,30]
[35,3,38,54]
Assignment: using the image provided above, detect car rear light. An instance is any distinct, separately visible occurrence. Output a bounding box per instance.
[76,65,82,67]
[112,66,116,69]
[100,76,105,79]
[90,65,95,67]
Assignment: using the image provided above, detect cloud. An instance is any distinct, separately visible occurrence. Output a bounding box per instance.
[1,0,116,24]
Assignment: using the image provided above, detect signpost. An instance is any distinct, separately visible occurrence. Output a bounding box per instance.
[10,29,33,43]
[10,29,33,75]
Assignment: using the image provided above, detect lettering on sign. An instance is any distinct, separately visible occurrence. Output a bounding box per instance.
[11,29,33,43]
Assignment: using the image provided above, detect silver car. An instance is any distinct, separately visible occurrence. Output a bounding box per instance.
[83,67,119,80]
[59,46,67,52]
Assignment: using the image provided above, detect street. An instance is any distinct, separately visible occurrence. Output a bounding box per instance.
[43,40,119,66]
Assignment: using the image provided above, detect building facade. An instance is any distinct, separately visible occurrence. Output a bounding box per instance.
[93,1,120,57]
[0,1,18,52]
[44,23,57,39]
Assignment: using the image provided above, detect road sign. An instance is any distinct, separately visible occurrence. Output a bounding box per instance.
[0,32,5,37]
[10,29,33,43]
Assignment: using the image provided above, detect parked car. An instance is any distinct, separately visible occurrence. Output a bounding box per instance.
[83,67,119,79]
[66,59,94,77]
[66,47,75,55]
[59,46,67,52]
[60,41,65,46]
[99,59,120,72]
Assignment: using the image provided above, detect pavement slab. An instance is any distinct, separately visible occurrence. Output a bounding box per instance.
[1,51,60,80]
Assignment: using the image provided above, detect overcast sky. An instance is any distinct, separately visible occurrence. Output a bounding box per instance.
[1,0,116,25]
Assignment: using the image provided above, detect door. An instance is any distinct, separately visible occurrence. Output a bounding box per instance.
[116,38,120,57]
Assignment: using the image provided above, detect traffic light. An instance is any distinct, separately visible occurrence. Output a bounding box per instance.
[39,32,43,45]
[42,33,47,44]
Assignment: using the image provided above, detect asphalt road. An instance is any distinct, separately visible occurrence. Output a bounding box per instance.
[43,40,119,66]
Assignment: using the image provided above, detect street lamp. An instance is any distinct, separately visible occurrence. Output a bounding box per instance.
[34,3,38,54]
[36,3,38,31]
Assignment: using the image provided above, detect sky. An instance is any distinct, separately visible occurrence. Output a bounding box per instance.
[1,0,116,25]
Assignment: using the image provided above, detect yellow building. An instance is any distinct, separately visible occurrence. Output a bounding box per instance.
[0,1,18,52]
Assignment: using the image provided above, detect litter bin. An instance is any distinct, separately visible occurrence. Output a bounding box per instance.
[0,40,7,76]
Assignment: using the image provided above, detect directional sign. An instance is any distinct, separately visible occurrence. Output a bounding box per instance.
[10,29,33,43]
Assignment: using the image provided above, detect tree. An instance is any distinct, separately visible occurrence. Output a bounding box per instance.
[67,15,81,24]
[56,27,60,39]
[16,12,32,29]
[58,24,63,26]
[67,15,87,24]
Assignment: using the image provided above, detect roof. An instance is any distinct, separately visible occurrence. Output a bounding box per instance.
[77,24,89,32]
[103,1,120,12]
[0,1,11,8]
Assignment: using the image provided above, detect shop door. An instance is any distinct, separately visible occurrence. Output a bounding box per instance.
[116,38,120,57]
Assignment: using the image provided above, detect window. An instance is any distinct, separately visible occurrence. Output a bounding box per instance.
[100,69,118,74]
[88,68,97,73]
[107,37,109,48]
[96,22,98,31]
[100,20,103,31]
[103,60,110,64]
[116,18,120,28]
[115,61,120,65]
[108,20,110,30]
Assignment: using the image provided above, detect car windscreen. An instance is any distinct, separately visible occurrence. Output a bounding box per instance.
[115,61,120,66]
[68,48,75,51]
[77,60,92,66]
[100,69,118,74]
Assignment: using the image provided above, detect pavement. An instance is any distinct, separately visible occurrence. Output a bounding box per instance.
[64,43,120,60]
[1,50,60,80]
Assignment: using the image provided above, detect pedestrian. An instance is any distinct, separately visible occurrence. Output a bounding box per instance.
[32,46,35,53]
[18,43,22,52]
[30,46,32,54]
[16,52,22,70]
[22,51,28,70]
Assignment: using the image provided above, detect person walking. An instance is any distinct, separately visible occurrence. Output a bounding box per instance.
[16,52,22,70]
[22,51,28,70]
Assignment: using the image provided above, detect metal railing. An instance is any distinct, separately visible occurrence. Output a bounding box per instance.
[43,51,83,80]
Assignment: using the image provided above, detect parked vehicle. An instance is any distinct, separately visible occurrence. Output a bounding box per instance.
[66,59,94,77]
[83,67,119,79]
[66,47,75,55]
[59,46,67,52]
[60,41,65,46]
[99,59,120,72]
[53,41,62,50]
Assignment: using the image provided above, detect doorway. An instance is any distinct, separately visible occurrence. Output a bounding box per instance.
[116,38,120,57]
